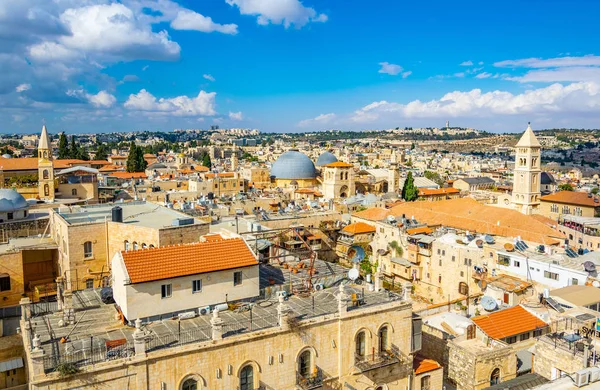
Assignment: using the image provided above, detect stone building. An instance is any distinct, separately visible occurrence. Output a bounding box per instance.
[539,191,600,220]
[511,123,542,215]
[322,161,355,199]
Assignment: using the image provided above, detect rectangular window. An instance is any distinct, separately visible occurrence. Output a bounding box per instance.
[572,278,578,286]
[498,254,511,266]
[161,284,172,298]
[7,212,13,220]
[234,271,243,286]
[520,333,530,341]
[506,336,517,344]
[514,260,520,268]
[439,259,442,267]
[533,329,543,338]
[442,250,445,256]
[452,255,456,262]
[0,276,11,292]
[85,279,94,289]
[192,279,202,293]
[437,249,441,255]
[544,271,559,281]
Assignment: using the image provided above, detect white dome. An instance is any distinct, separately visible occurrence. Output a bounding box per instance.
[0,189,29,213]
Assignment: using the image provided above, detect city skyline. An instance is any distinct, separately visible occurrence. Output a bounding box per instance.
[1,0,599,133]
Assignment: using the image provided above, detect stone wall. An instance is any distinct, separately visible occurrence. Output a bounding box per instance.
[533,337,588,380]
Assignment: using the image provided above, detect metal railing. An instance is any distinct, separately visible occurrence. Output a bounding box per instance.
[354,345,403,372]
[146,326,212,353]
[296,367,324,389]
[43,342,135,373]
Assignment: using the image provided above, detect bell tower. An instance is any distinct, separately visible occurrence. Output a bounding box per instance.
[512,123,541,215]
[38,125,55,201]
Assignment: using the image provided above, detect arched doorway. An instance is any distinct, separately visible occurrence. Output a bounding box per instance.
[339,185,349,198]
[490,368,500,385]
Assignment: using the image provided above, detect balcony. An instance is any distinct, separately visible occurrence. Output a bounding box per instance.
[354,346,402,372]
[296,367,324,389]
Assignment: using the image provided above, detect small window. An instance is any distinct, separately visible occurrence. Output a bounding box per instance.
[85,279,94,289]
[240,365,254,390]
[452,255,455,262]
[298,350,312,378]
[356,331,366,357]
[84,241,93,258]
[0,276,11,292]
[124,240,130,251]
[7,212,13,220]
[506,336,517,344]
[379,326,389,352]
[421,375,431,390]
[533,329,543,338]
[192,279,202,293]
[498,254,511,266]
[161,284,172,298]
[234,271,243,286]
[133,242,138,251]
[572,278,579,286]
[72,189,78,196]
[520,333,530,341]
[459,282,468,295]
[513,260,520,268]
[181,378,197,390]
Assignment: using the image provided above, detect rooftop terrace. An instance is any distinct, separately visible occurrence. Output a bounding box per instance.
[56,201,206,229]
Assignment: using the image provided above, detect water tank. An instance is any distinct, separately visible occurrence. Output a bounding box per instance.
[111,206,123,223]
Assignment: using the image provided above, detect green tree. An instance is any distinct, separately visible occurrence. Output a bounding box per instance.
[69,136,78,159]
[126,142,137,172]
[95,144,108,161]
[424,170,444,186]
[401,171,419,201]
[202,153,212,169]
[559,183,574,191]
[592,188,599,195]
[58,133,69,159]
[135,147,147,172]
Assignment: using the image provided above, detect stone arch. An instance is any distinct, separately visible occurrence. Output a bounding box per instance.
[237,360,261,390]
[339,185,349,198]
[296,346,318,378]
[177,373,207,390]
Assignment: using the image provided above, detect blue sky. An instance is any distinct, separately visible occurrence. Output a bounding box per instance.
[1,0,600,134]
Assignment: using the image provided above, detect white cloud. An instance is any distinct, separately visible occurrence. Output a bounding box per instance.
[402,71,412,79]
[460,61,473,66]
[171,10,238,35]
[142,65,149,71]
[378,62,404,76]
[298,112,336,127]
[478,61,484,65]
[475,72,492,79]
[494,55,600,68]
[350,82,600,123]
[226,0,327,28]
[66,89,116,108]
[505,67,600,83]
[124,89,217,116]
[453,72,465,78]
[16,84,32,92]
[203,74,216,82]
[229,111,243,120]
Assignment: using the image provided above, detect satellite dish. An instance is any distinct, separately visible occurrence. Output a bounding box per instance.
[593,281,600,288]
[480,296,498,312]
[348,268,359,281]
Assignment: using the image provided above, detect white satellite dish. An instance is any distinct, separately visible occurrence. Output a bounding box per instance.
[593,281,600,288]
[348,268,359,281]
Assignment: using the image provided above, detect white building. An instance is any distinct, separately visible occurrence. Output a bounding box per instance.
[111,237,260,322]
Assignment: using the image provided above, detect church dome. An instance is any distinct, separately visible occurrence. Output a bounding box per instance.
[0,189,29,213]
[316,151,338,167]
[271,149,317,180]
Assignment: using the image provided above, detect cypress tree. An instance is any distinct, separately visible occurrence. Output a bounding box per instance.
[95,144,108,161]
[402,171,419,202]
[58,133,69,159]
[202,153,212,169]
[69,136,78,159]
[126,142,137,172]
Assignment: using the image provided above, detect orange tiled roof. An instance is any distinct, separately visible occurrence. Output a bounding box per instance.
[413,355,441,375]
[109,172,147,179]
[353,207,391,221]
[121,238,258,283]
[194,166,210,172]
[88,160,112,165]
[110,155,127,160]
[99,164,123,172]
[406,226,433,235]
[342,222,376,235]
[0,157,87,171]
[419,188,460,196]
[203,234,224,242]
[295,188,316,194]
[472,305,548,340]
[388,198,564,245]
[540,191,600,207]
[323,161,354,168]
[205,172,235,178]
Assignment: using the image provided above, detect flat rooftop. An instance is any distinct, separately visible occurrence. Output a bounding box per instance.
[30,261,406,372]
[56,201,207,229]
[0,236,57,255]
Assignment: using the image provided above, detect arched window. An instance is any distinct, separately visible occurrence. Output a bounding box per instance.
[459,282,468,296]
[72,189,78,196]
[239,365,254,390]
[44,184,49,197]
[355,331,366,357]
[133,242,138,250]
[43,169,49,179]
[298,350,312,378]
[181,378,197,390]
[490,368,500,385]
[142,243,147,249]
[421,375,431,390]
[378,326,389,352]
[149,244,155,248]
[83,241,93,258]
[124,240,130,251]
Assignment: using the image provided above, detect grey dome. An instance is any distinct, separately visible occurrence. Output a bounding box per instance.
[0,189,29,213]
[541,172,556,185]
[316,151,338,167]
[271,149,317,180]
[1,154,12,159]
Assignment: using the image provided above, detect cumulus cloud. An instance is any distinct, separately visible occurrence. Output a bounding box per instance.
[124,89,217,116]
[460,61,473,66]
[16,84,32,93]
[350,82,600,123]
[66,89,116,108]
[229,111,243,120]
[298,113,336,127]
[495,55,600,83]
[495,55,600,68]
[475,72,492,79]
[378,62,404,76]
[203,74,216,82]
[226,0,327,28]
[171,10,238,34]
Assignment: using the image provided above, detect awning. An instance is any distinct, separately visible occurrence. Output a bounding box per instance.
[0,358,23,373]
[391,257,412,267]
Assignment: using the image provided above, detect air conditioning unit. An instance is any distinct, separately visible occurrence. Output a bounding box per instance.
[589,367,600,382]
[198,306,211,316]
[574,369,590,387]
[178,311,196,320]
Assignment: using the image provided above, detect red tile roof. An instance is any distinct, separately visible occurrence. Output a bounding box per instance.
[109,172,147,179]
[419,188,460,196]
[413,355,442,375]
[342,222,376,235]
[121,238,258,284]
[353,207,391,221]
[323,162,354,168]
[472,305,548,340]
[540,191,600,207]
